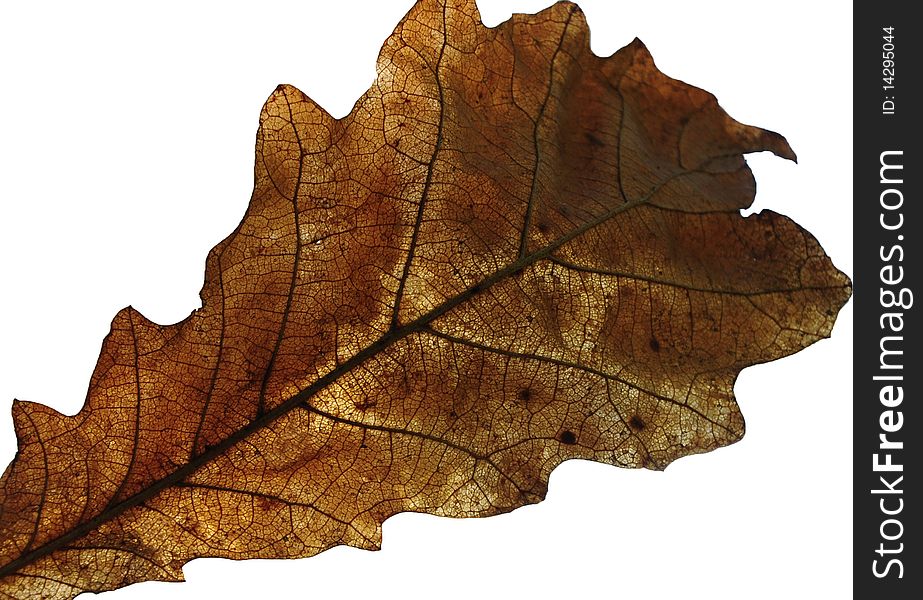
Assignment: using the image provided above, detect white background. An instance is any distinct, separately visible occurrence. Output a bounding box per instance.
[0,1,852,598]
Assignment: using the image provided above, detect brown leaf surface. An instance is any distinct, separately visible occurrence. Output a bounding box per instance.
[0,0,850,597]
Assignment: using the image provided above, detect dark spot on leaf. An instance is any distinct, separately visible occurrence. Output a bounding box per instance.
[518,388,531,403]
[355,397,377,411]
[585,132,604,147]
[649,337,660,352]
[629,415,646,431]
[559,430,577,445]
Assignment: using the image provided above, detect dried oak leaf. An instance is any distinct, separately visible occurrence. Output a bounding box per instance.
[0,0,850,597]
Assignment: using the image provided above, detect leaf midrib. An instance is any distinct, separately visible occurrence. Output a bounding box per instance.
[0,161,668,579]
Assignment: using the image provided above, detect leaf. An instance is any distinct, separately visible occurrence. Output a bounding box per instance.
[0,0,850,597]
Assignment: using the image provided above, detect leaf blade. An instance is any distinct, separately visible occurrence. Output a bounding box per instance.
[0,1,850,597]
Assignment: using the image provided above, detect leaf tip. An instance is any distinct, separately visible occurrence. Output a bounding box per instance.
[9,399,27,440]
[763,128,797,163]
[10,399,62,447]
[626,36,649,57]
[261,83,330,125]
